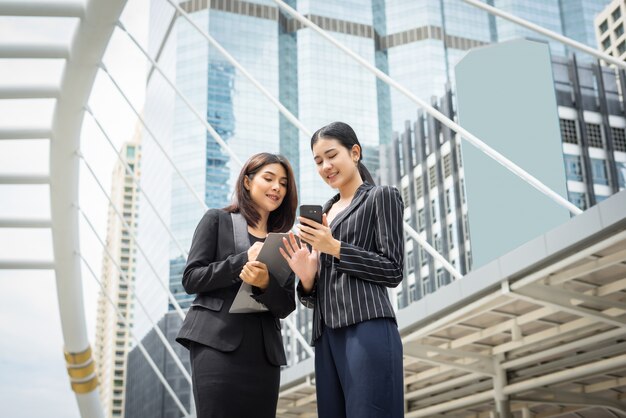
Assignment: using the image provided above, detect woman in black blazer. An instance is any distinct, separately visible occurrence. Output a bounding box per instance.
[281,122,405,418]
[176,153,298,418]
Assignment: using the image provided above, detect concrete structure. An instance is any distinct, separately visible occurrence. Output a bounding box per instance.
[278,189,626,417]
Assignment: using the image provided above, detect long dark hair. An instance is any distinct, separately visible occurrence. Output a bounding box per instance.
[224,153,298,233]
[310,121,375,185]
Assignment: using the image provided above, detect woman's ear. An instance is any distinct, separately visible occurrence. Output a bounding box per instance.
[243,175,251,191]
[352,144,361,162]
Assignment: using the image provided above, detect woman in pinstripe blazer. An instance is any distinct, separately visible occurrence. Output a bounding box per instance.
[280,121,405,418]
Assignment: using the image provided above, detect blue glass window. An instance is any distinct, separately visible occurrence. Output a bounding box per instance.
[591,158,608,185]
[568,191,587,210]
[564,154,583,182]
[617,162,626,188]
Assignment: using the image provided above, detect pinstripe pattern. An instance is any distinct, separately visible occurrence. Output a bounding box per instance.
[298,182,404,344]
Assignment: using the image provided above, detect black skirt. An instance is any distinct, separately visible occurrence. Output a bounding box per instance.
[189,314,280,418]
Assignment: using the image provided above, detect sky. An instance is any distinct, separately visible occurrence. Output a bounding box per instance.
[0,0,149,416]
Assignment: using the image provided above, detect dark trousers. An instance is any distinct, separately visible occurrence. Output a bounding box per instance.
[315,318,404,418]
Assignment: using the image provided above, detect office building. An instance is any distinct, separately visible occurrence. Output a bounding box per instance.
[94,137,142,418]
[382,54,626,307]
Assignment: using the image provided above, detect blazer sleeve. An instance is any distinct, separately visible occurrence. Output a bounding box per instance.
[251,272,296,319]
[296,276,318,309]
[182,209,248,294]
[335,186,404,287]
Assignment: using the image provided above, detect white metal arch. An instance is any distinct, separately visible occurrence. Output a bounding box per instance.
[49,0,127,416]
[0,0,127,416]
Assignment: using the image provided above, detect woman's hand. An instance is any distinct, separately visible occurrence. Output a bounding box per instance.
[279,232,318,293]
[247,241,264,262]
[297,214,341,259]
[240,261,270,290]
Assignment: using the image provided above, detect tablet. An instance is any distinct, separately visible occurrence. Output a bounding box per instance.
[229,233,299,313]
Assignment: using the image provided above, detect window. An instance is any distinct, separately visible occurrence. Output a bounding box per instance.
[568,191,587,210]
[600,19,609,34]
[422,276,432,295]
[460,179,466,204]
[612,7,622,22]
[436,269,445,288]
[418,208,425,232]
[402,185,410,206]
[616,24,625,38]
[407,250,415,274]
[126,146,135,159]
[617,162,626,188]
[434,234,441,252]
[429,165,437,189]
[603,36,612,50]
[586,123,603,148]
[443,153,452,178]
[591,158,609,185]
[448,224,455,249]
[420,246,428,266]
[612,127,626,152]
[415,176,423,199]
[560,119,578,144]
[431,199,438,223]
[409,283,417,302]
[564,154,583,181]
[619,41,626,54]
[445,188,453,213]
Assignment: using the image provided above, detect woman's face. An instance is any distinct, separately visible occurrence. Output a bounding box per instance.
[245,163,288,214]
[312,138,360,189]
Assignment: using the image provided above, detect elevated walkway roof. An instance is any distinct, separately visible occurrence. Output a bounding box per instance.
[279,190,626,418]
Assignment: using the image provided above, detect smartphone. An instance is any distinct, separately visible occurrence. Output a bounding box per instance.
[299,205,323,226]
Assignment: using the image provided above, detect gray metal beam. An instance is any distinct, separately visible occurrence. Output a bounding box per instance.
[0,43,69,59]
[0,218,52,228]
[0,260,55,269]
[0,174,50,184]
[0,1,84,17]
[512,284,626,328]
[404,342,495,376]
[0,128,52,140]
[0,85,60,99]
[513,389,626,414]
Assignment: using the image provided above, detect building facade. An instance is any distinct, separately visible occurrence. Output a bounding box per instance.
[124,312,192,418]
[382,54,626,309]
[596,0,626,64]
[94,138,141,418]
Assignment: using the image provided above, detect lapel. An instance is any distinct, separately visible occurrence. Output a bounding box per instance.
[230,212,249,254]
[327,182,374,234]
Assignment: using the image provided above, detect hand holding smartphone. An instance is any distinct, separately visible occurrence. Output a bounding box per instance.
[299,205,323,226]
[299,205,323,250]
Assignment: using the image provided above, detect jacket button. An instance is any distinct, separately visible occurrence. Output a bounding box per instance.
[325,259,332,267]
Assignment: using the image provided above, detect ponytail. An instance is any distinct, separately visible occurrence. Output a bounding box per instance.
[357,161,375,185]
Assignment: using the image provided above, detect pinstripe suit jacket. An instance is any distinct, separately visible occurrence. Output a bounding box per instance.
[297,182,404,344]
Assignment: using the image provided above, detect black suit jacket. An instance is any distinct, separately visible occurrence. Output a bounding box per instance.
[297,182,404,344]
[176,208,296,366]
